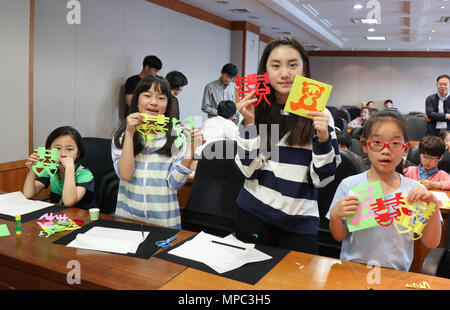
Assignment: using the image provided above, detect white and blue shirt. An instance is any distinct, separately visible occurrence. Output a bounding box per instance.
[111,134,191,229]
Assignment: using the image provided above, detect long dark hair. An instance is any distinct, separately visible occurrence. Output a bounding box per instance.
[255,37,315,149]
[113,75,175,157]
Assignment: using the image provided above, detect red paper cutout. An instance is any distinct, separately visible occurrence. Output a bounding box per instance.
[290,81,325,111]
[236,73,271,106]
[370,193,410,227]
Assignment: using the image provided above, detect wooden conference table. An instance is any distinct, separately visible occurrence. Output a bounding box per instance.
[0,207,449,290]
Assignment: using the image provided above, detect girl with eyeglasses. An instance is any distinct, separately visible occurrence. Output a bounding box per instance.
[326,110,442,271]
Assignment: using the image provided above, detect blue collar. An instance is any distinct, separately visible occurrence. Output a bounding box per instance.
[417,164,438,180]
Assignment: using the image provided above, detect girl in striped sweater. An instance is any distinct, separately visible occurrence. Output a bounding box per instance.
[234,37,341,254]
[112,75,201,229]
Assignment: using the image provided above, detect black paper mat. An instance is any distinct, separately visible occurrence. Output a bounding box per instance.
[54,219,179,259]
[154,235,290,285]
[0,205,67,223]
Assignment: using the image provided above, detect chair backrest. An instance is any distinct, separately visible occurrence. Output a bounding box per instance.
[78,137,118,213]
[334,117,347,132]
[406,116,428,141]
[182,140,245,236]
[438,151,450,173]
[317,150,366,258]
[406,145,420,167]
[350,138,366,158]
[350,126,363,139]
[335,109,351,123]
[327,106,339,119]
[346,107,361,121]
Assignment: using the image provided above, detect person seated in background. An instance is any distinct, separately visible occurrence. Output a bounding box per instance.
[384,99,398,112]
[347,106,370,133]
[336,130,352,151]
[165,71,188,119]
[404,135,450,190]
[195,100,238,157]
[437,129,450,151]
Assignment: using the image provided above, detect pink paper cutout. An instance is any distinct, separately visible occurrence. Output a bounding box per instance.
[351,186,377,225]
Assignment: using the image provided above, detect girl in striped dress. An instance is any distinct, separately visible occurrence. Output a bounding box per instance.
[112,75,201,229]
[234,37,341,253]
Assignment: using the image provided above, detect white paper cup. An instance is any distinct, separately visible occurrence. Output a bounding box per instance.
[89,208,100,221]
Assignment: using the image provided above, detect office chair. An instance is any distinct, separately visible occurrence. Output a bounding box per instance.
[346,107,361,121]
[181,140,245,237]
[405,145,420,167]
[438,151,450,173]
[406,116,428,141]
[334,109,351,123]
[317,150,366,259]
[334,117,347,132]
[78,137,119,214]
[349,126,363,139]
[421,220,450,279]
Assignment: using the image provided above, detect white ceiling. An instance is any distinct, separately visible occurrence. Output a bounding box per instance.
[179,0,450,51]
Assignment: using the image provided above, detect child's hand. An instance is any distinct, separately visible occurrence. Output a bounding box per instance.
[306,111,329,142]
[235,89,257,126]
[330,196,360,221]
[407,185,438,205]
[59,156,75,170]
[126,112,144,134]
[25,152,39,171]
[183,128,203,156]
[420,180,442,190]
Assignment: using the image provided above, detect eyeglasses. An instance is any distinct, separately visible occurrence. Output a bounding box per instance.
[420,154,440,162]
[366,140,406,152]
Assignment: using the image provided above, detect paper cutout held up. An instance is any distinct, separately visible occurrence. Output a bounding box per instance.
[32,147,59,178]
[284,75,333,119]
[236,73,271,106]
[172,116,194,148]
[346,181,383,232]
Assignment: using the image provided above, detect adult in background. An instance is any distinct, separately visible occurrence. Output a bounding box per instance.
[425,74,450,136]
[124,55,162,117]
[201,63,238,119]
[166,71,188,120]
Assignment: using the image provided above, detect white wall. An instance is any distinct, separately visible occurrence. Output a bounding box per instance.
[244,31,259,75]
[0,0,30,163]
[310,56,450,114]
[34,0,232,147]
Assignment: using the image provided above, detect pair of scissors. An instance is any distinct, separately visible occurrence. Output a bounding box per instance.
[155,235,177,248]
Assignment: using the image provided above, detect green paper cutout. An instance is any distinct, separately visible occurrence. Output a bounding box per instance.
[32,147,59,178]
[0,224,10,237]
[346,181,383,232]
[172,116,194,148]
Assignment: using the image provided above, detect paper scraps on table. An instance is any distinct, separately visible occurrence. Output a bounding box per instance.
[32,147,59,178]
[235,73,271,106]
[172,116,194,148]
[404,281,432,290]
[37,213,81,238]
[284,75,333,119]
[0,224,10,237]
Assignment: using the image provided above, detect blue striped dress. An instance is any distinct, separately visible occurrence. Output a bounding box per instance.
[234,108,341,235]
[111,134,191,229]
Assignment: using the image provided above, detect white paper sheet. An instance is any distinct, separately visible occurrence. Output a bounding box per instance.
[430,191,450,202]
[168,231,272,274]
[0,191,54,217]
[66,226,149,254]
